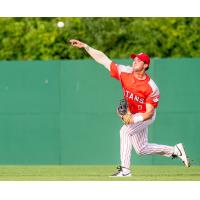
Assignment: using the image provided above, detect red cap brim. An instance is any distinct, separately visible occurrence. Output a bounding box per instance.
[130,54,137,59]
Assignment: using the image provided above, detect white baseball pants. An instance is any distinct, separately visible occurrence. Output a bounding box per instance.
[120,113,174,169]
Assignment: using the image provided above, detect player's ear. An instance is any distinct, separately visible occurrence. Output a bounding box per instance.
[144,63,148,70]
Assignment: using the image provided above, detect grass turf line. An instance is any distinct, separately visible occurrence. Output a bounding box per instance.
[0,165,199,181]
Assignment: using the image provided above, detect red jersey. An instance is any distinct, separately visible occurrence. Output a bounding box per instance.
[110,62,160,114]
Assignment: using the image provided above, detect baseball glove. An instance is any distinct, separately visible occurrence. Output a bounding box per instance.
[117,99,132,125]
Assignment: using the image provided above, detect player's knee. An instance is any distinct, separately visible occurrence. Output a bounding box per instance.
[135,146,147,155]
[135,148,143,155]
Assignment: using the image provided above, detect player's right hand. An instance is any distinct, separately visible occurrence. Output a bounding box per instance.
[69,39,86,48]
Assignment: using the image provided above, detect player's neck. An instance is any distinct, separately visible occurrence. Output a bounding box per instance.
[133,71,146,80]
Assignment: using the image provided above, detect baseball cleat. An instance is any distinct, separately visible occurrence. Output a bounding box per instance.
[109,166,132,177]
[174,143,191,167]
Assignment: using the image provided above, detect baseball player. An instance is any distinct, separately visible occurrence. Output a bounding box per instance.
[69,39,190,177]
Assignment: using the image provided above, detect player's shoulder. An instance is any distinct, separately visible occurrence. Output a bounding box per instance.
[147,78,159,92]
[117,64,133,73]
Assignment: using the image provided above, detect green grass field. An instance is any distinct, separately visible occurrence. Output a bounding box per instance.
[0,165,200,181]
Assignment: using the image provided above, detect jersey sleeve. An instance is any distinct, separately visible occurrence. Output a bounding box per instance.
[110,62,120,80]
[146,81,160,108]
[146,93,160,108]
[110,62,133,80]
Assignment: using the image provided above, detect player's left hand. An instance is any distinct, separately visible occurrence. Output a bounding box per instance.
[116,99,133,125]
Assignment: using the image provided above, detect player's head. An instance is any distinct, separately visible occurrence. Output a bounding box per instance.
[130,52,150,71]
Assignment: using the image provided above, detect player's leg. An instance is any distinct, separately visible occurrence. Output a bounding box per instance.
[120,125,133,169]
[128,113,177,156]
[110,125,132,177]
[110,113,157,177]
[130,127,174,157]
[129,120,190,167]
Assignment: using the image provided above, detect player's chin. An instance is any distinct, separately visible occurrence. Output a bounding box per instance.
[133,66,139,71]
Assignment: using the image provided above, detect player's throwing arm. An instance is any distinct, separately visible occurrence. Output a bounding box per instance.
[69,39,112,70]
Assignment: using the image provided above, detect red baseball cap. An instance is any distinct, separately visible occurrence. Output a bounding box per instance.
[130,52,150,66]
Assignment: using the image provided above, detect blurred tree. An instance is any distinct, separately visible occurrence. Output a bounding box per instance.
[0,17,199,60]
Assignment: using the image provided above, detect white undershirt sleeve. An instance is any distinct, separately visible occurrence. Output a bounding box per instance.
[84,45,112,71]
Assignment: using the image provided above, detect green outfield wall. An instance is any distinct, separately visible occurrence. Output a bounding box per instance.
[0,58,199,165]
